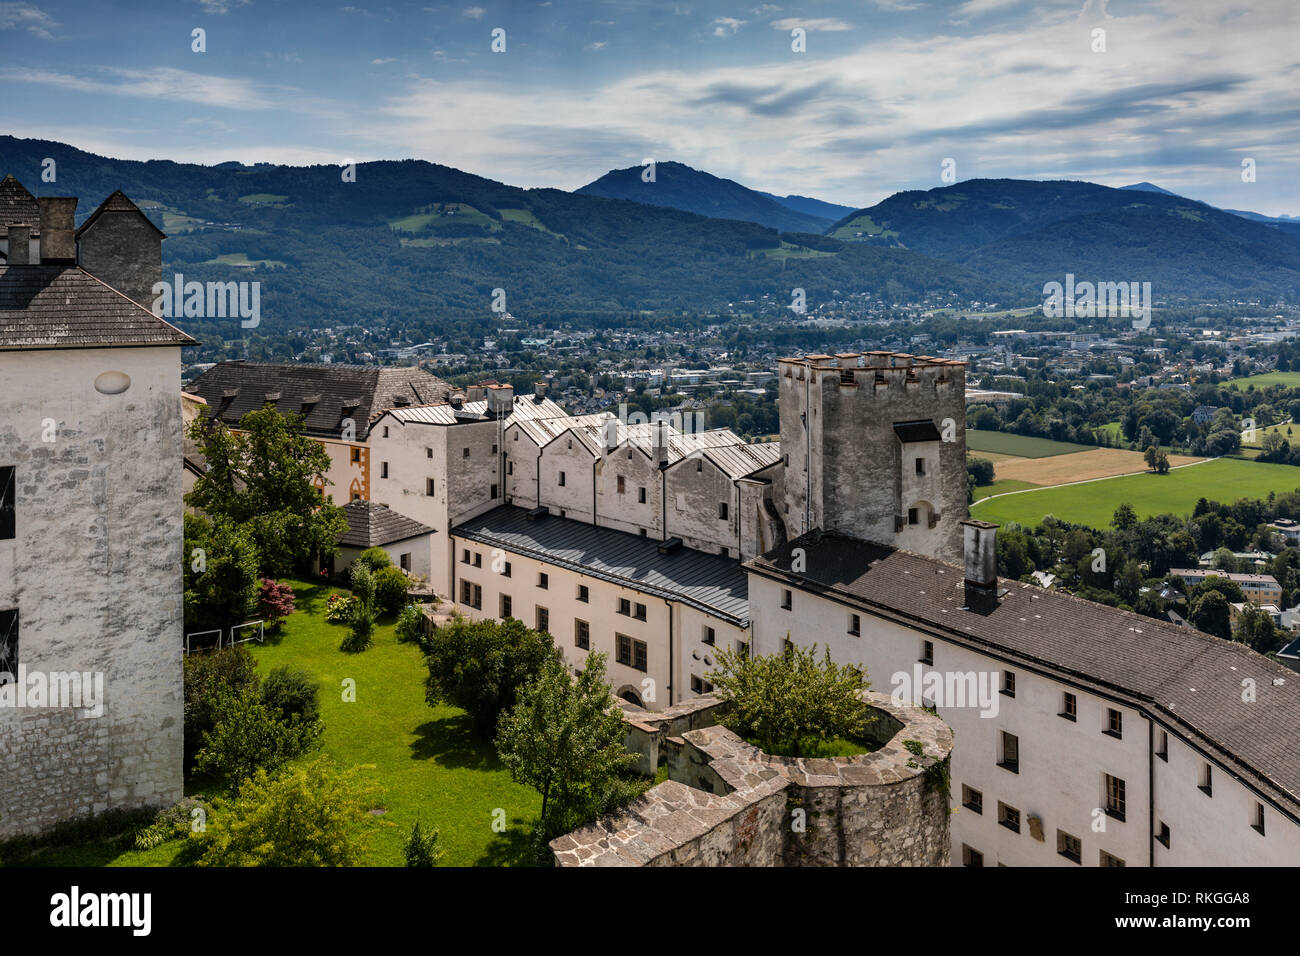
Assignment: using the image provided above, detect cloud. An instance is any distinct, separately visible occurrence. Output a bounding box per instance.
[463,5,485,18]
[195,0,250,13]
[769,17,853,32]
[0,2,56,37]
[712,17,745,36]
[586,41,607,51]
[949,0,1023,20]
[372,57,397,64]
[2,66,286,111]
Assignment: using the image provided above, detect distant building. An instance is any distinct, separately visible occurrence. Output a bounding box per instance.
[1169,569,1282,606]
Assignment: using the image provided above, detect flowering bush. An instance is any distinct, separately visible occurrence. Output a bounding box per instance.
[325,593,357,624]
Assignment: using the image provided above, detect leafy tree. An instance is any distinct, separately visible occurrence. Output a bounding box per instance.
[707,642,874,758]
[186,407,347,577]
[257,579,296,629]
[1236,604,1284,654]
[495,652,636,840]
[403,820,444,867]
[195,758,381,866]
[967,457,995,486]
[424,616,557,736]
[1111,503,1137,532]
[194,690,324,790]
[183,514,260,634]
[183,645,259,769]
[341,562,376,653]
[260,665,321,725]
[1189,589,1232,640]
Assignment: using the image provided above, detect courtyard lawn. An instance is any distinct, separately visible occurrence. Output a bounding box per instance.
[965,430,1095,458]
[970,458,1300,529]
[5,579,541,867]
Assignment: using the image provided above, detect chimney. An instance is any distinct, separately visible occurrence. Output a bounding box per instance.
[533,382,546,403]
[449,392,465,410]
[961,519,999,605]
[37,197,77,263]
[6,224,30,265]
[601,413,619,454]
[652,418,669,468]
[487,383,514,418]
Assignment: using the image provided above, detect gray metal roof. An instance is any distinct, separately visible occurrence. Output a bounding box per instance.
[451,505,750,625]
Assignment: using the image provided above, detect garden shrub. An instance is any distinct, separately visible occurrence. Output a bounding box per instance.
[260,665,321,725]
[394,604,424,644]
[182,645,258,768]
[357,547,391,571]
[257,579,296,629]
[194,690,323,790]
[372,565,409,616]
[403,819,443,867]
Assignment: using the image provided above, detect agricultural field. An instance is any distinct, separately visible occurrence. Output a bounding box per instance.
[1226,371,1300,390]
[200,252,289,269]
[990,447,1202,487]
[971,458,1300,529]
[966,430,1095,458]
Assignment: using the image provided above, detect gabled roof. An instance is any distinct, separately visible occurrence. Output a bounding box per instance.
[0,265,195,350]
[0,174,40,244]
[379,395,567,428]
[76,190,165,239]
[340,500,434,548]
[747,531,1300,819]
[452,505,749,625]
[186,361,455,440]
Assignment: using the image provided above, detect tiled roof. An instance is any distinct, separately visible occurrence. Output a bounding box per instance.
[746,531,1300,819]
[75,190,165,238]
[0,174,39,243]
[186,361,454,440]
[0,265,195,350]
[340,500,434,548]
[452,505,750,625]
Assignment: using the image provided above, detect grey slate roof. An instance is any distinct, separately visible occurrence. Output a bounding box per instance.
[451,505,750,625]
[0,174,39,244]
[0,265,196,350]
[186,361,454,439]
[75,190,165,238]
[746,530,1300,819]
[340,500,434,548]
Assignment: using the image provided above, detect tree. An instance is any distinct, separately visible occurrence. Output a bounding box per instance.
[1235,605,1284,654]
[1111,503,1137,532]
[183,645,259,769]
[707,642,874,758]
[257,579,296,630]
[403,820,444,867]
[1190,589,1232,640]
[372,565,409,616]
[341,562,376,652]
[495,652,636,840]
[186,407,347,577]
[183,514,260,634]
[195,757,381,867]
[424,616,557,736]
[194,689,324,790]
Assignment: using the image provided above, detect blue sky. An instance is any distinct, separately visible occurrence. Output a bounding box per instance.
[1,0,1297,214]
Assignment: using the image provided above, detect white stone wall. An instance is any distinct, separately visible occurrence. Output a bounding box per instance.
[537,434,597,522]
[0,346,184,837]
[595,447,663,538]
[665,455,740,556]
[368,418,448,593]
[503,424,541,507]
[746,572,1300,867]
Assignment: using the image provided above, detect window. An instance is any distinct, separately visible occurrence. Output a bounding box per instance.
[462,448,470,459]
[1156,730,1168,761]
[781,589,792,611]
[847,614,861,636]
[1061,692,1077,721]
[1253,802,1266,835]
[618,598,632,616]
[962,785,983,814]
[490,484,498,499]
[720,547,728,557]
[617,476,626,494]
[690,675,714,694]
[718,502,729,521]
[352,492,362,502]
[383,426,389,438]
[617,634,647,672]
[920,640,933,664]
[703,626,715,645]
[538,572,549,590]
[1156,822,1170,848]
[1104,774,1126,821]
[961,845,984,867]
[0,466,13,540]
[577,584,589,603]
[1199,762,1213,797]
[0,609,17,683]
[907,507,918,525]
[1002,671,1016,697]
[559,471,566,487]
[461,549,471,564]
[500,594,512,619]
[633,602,647,621]
[351,448,361,463]
[997,802,1020,833]
[575,619,590,650]
[915,457,925,475]
[1045,829,1080,865]
[1105,708,1123,739]
[473,553,482,568]
[638,487,646,504]
[491,444,497,455]
[426,447,433,459]
[399,552,411,572]
[736,640,750,658]
[507,460,513,476]
[1099,850,1125,868]
[459,581,482,610]
[536,607,549,633]
[426,478,436,497]
[999,731,1019,773]
[696,459,703,473]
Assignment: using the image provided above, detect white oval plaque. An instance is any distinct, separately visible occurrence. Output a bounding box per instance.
[94,370,131,395]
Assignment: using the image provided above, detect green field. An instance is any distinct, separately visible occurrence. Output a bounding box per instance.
[971,458,1300,528]
[201,252,289,268]
[751,241,838,261]
[972,479,1038,502]
[238,193,289,205]
[389,203,500,233]
[1226,372,1300,390]
[828,214,899,242]
[966,430,1095,458]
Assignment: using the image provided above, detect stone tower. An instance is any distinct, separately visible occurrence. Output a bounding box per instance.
[778,351,969,563]
[75,190,164,307]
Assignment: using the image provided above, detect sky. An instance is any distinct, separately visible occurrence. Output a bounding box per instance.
[1,0,1297,214]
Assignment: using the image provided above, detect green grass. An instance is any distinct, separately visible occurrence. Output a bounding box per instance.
[828,214,899,242]
[1226,372,1300,390]
[498,208,563,238]
[238,193,289,205]
[966,430,1095,458]
[201,252,288,268]
[743,735,875,758]
[1239,420,1296,449]
[972,479,1038,502]
[750,241,838,261]
[7,580,541,867]
[971,458,1300,528]
[389,203,500,233]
